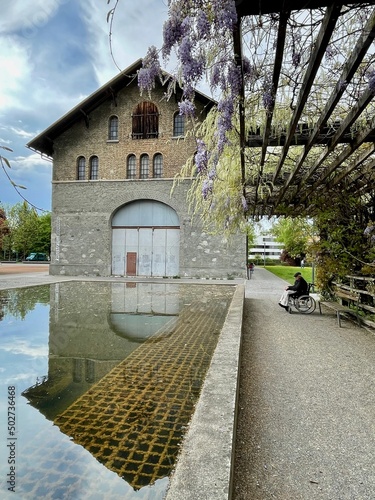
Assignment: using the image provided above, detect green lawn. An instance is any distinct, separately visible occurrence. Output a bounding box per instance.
[264,266,313,285]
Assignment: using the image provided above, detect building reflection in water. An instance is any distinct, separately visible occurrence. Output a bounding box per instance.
[21,281,234,491]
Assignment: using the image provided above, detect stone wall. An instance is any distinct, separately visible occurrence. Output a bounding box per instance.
[50,180,246,278]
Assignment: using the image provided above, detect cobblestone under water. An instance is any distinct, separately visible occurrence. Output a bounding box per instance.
[52,285,234,490]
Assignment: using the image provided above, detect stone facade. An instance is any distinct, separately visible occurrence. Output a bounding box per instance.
[31,62,246,278]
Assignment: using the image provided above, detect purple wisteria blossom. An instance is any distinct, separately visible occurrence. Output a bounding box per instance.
[138,46,161,94]
[162,4,187,58]
[292,51,301,67]
[202,179,213,199]
[213,0,238,31]
[178,99,196,117]
[226,63,242,95]
[217,95,234,152]
[195,139,210,173]
[262,91,274,111]
[196,10,211,39]
[368,70,375,94]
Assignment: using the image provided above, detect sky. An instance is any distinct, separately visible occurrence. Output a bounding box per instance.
[0,0,171,213]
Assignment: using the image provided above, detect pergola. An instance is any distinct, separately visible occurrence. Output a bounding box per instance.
[233,1,375,219]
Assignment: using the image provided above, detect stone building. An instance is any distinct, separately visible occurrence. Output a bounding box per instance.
[28,60,246,278]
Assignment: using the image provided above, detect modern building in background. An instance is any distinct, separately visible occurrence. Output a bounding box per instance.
[248,235,283,263]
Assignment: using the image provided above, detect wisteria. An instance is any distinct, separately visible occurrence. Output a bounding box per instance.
[368,69,375,94]
[178,99,196,117]
[194,139,210,173]
[138,46,161,94]
[108,0,375,233]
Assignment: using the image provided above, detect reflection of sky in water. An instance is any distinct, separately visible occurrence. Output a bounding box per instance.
[0,282,233,499]
[0,305,49,390]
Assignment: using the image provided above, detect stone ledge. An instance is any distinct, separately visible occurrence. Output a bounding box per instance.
[165,282,245,500]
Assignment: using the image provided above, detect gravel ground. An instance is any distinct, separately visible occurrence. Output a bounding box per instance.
[233,267,375,500]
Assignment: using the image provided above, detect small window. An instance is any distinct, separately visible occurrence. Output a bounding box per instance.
[108,116,118,140]
[127,155,136,179]
[132,102,159,139]
[173,112,185,136]
[140,154,149,179]
[77,156,85,180]
[90,156,99,180]
[153,154,163,178]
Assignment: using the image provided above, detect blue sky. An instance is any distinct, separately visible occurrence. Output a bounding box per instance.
[0,0,170,213]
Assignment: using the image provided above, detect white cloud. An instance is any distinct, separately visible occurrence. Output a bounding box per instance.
[81,0,169,85]
[0,0,64,35]
[0,37,31,110]
[0,339,48,358]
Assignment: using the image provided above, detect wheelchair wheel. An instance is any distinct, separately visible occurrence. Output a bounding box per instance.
[295,295,316,314]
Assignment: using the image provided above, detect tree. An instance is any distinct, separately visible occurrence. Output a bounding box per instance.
[271,217,314,262]
[4,202,51,259]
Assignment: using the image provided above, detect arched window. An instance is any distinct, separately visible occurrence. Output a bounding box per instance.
[140,154,149,179]
[90,156,99,180]
[108,116,119,140]
[132,102,159,139]
[153,154,163,178]
[127,155,136,179]
[173,112,185,137]
[77,156,85,180]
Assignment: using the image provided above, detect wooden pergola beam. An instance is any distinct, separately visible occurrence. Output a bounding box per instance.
[275,8,375,205]
[253,10,290,211]
[298,85,375,185]
[296,122,375,206]
[270,3,342,184]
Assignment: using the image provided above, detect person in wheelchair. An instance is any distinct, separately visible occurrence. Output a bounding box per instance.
[279,272,308,310]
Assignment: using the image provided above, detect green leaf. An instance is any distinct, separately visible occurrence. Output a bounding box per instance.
[3,157,11,168]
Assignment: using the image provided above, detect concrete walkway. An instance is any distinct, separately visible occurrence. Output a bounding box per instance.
[233,267,375,500]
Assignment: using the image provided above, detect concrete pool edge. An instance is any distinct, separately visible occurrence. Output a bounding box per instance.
[165,282,245,500]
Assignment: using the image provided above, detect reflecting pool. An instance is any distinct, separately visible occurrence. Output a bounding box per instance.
[0,282,235,499]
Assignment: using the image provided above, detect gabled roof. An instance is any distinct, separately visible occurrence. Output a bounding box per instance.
[27,59,216,158]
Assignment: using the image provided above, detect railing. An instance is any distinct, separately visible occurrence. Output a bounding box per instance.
[331,275,375,328]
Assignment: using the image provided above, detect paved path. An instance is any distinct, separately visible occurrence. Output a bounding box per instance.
[233,267,375,500]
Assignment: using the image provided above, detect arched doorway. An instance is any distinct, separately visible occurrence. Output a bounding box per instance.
[111,200,180,276]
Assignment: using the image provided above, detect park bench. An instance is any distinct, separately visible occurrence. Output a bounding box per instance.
[331,288,361,327]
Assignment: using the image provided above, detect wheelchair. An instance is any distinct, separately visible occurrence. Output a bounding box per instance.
[287,283,317,314]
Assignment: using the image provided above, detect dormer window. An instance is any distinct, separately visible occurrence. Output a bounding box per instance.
[132,102,159,139]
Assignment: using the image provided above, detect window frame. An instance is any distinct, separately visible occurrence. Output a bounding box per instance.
[77,156,86,180]
[140,154,149,179]
[173,112,185,137]
[108,115,119,141]
[89,156,99,180]
[153,153,163,178]
[127,154,137,179]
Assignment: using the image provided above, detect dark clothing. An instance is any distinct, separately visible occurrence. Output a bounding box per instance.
[287,276,308,296]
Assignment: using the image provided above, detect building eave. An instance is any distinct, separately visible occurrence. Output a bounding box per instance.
[27,58,216,158]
